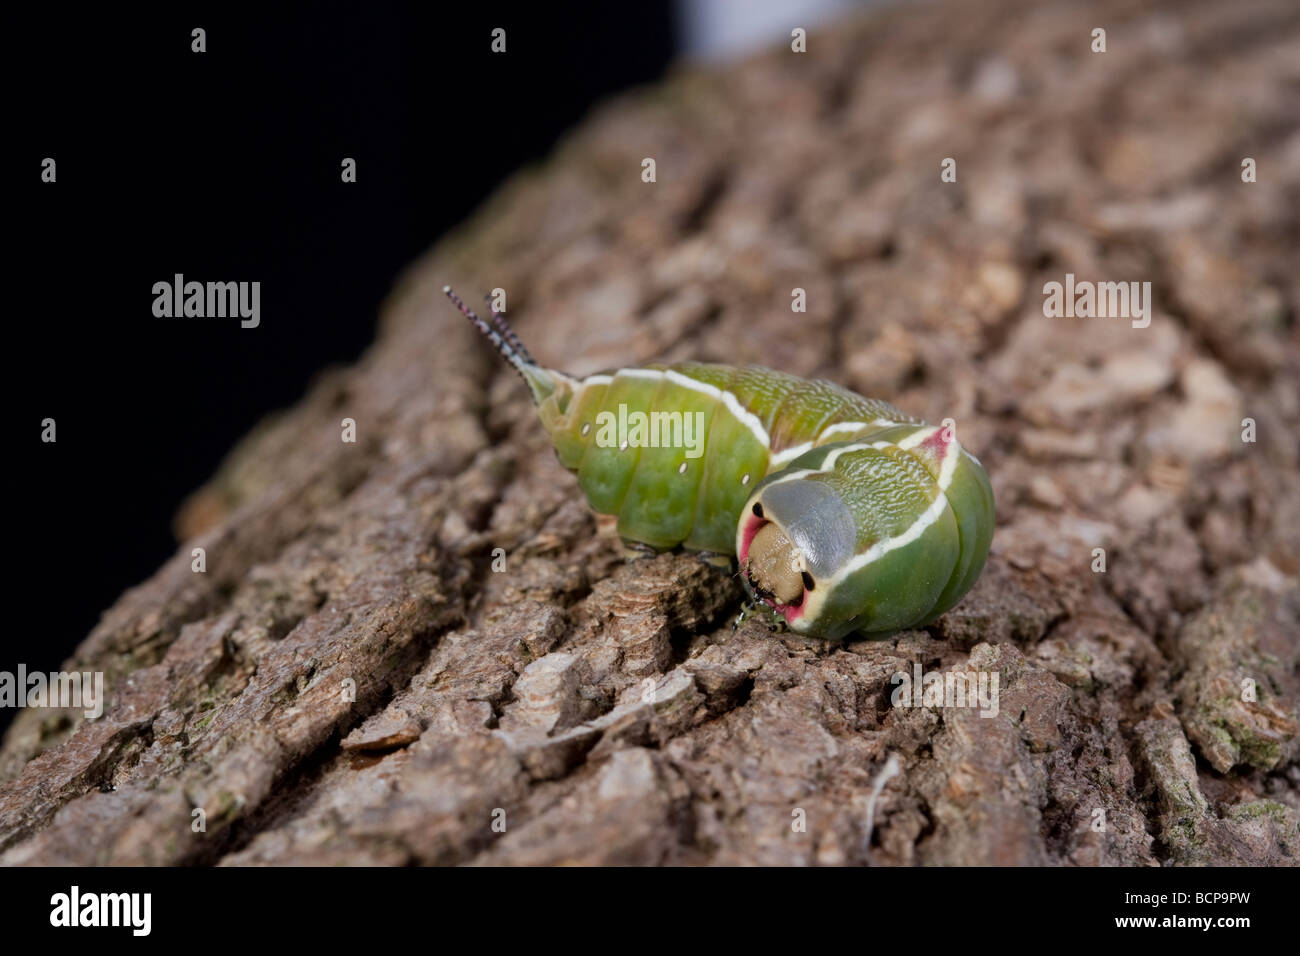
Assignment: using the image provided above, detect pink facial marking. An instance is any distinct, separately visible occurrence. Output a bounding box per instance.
[752,589,807,624]
[738,512,766,566]
[777,601,805,625]
[740,506,810,626]
[920,426,952,452]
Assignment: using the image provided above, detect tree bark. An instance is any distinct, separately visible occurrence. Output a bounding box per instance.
[3,0,1299,865]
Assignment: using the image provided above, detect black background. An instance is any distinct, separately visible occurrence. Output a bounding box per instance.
[2,862,1280,938]
[9,3,673,728]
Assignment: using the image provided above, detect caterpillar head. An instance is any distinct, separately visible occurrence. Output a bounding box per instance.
[736,428,994,641]
[737,479,857,638]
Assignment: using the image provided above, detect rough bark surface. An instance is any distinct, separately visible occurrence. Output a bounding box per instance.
[4,0,1299,866]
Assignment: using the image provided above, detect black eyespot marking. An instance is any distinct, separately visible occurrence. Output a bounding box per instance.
[752,502,764,518]
[801,571,815,591]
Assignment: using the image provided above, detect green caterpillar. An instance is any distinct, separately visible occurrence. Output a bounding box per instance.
[446,286,994,641]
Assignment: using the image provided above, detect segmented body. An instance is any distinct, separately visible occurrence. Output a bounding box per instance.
[443,286,995,640]
[538,361,994,637]
[544,362,916,551]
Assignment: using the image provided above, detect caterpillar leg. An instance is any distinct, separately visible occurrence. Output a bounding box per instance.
[620,538,660,561]
[693,550,734,570]
[732,599,789,633]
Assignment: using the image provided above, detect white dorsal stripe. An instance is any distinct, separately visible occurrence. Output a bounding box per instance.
[746,467,823,492]
[826,491,950,584]
[768,441,812,466]
[768,419,900,467]
[578,368,911,478]
[582,368,775,452]
[823,428,962,586]
[820,419,896,440]
[619,368,664,382]
[755,425,965,624]
[663,369,773,450]
[821,421,873,437]
[819,440,889,472]
[896,427,935,450]
[750,428,945,493]
[809,426,960,488]
[938,438,960,488]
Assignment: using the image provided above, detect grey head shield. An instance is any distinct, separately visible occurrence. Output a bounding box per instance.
[759,479,856,580]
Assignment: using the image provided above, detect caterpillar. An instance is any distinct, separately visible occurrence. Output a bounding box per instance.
[445,286,994,641]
